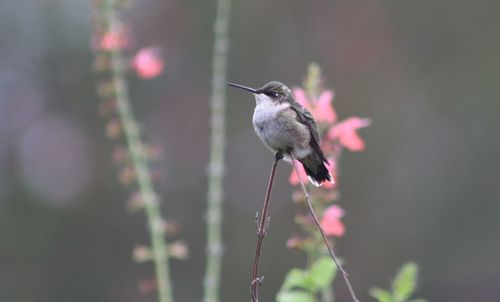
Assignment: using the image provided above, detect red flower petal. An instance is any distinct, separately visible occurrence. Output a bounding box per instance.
[327,117,370,152]
[324,204,344,218]
[320,205,345,237]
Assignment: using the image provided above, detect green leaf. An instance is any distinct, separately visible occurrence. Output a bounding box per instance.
[392,262,418,302]
[281,268,316,292]
[276,290,317,302]
[369,288,393,302]
[278,257,337,302]
[308,257,337,290]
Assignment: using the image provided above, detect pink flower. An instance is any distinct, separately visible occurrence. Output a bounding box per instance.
[327,117,370,152]
[98,29,129,51]
[314,91,337,123]
[320,205,345,237]
[292,88,337,123]
[132,47,164,79]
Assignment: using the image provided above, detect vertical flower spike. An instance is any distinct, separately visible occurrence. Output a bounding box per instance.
[284,63,369,302]
[90,1,174,302]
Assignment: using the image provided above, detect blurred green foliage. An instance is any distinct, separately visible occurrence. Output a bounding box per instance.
[277,257,337,302]
[370,263,425,302]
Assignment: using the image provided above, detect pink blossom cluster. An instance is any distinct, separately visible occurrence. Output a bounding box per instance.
[94,27,164,79]
[288,85,370,239]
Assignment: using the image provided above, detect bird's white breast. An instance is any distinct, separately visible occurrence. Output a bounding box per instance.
[252,93,290,125]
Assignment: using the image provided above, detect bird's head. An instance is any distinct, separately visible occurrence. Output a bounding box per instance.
[228,81,293,105]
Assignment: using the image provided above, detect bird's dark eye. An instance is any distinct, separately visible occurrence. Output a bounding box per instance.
[266,92,280,98]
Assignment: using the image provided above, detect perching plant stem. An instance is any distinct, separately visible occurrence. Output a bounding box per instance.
[251,152,283,302]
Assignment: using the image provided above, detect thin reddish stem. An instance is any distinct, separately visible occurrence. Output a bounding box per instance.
[251,154,281,302]
[290,154,360,302]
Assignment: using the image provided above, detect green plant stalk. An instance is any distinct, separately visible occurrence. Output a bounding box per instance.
[315,202,333,302]
[305,63,337,302]
[102,1,173,301]
[204,0,232,301]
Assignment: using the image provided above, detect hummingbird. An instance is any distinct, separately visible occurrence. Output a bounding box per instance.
[228,81,332,186]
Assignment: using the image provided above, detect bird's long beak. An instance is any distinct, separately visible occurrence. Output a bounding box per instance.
[227,82,258,94]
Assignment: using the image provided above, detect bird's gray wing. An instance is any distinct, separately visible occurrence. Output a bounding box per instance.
[290,102,328,163]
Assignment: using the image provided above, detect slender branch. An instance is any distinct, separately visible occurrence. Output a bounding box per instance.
[251,153,282,302]
[100,1,173,301]
[204,0,232,301]
[290,154,360,302]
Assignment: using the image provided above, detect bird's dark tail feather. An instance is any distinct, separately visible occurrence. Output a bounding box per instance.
[299,155,332,187]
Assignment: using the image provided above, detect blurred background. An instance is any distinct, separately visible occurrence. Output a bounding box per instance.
[1,0,500,301]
